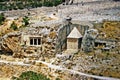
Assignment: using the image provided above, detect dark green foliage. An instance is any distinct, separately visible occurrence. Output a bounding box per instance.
[0,13,5,25]
[17,3,24,10]
[23,16,29,26]
[54,0,62,6]
[10,22,18,30]
[43,1,53,7]
[0,0,63,10]
[0,0,9,2]
[12,71,50,80]
[56,77,61,80]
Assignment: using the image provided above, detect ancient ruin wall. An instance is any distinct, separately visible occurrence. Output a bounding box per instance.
[0,20,90,58]
[56,22,89,53]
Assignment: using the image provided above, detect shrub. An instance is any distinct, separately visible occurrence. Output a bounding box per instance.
[56,77,61,80]
[10,22,18,30]
[0,0,63,11]
[12,71,50,80]
[23,16,29,26]
[0,13,5,25]
[43,1,53,7]
[54,0,62,6]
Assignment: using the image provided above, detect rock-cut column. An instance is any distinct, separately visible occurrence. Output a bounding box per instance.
[81,29,98,52]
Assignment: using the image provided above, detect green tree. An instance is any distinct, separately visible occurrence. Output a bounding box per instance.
[10,22,18,30]
[0,13,5,25]
[12,71,50,80]
[23,16,29,26]
[54,0,62,6]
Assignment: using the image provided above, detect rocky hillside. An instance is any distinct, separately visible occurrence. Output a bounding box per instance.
[0,0,62,10]
[2,0,120,21]
[0,0,120,80]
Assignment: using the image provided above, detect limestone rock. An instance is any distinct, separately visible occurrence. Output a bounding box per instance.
[81,29,98,52]
[49,31,57,39]
[13,52,25,58]
[1,31,22,54]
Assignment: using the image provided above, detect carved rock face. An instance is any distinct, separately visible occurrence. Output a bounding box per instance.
[1,32,21,54]
[81,29,98,52]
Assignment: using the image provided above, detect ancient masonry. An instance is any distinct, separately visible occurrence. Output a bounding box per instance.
[67,27,82,50]
[1,16,118,58]
[0,18,91,58]
[20,19,90,58]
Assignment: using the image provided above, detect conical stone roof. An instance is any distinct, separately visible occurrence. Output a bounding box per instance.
[67,27,82,38]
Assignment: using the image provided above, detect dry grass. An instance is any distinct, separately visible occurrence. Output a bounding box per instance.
[95,21,120,40]
[87,52,120,78]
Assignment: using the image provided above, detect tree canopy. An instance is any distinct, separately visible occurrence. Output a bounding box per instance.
[0,13,5,25]
[12,71,50,80]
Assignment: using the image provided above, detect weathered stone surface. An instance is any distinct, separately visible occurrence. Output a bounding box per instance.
[1,32,22,54]
[81,29,98,52]
[13,52,25,58]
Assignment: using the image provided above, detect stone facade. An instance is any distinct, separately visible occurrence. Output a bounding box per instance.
[67,27,82,50]
[81,29,98,52]
[0,19,91,58]
[20,21,89,57]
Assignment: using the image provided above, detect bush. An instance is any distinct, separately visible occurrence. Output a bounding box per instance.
[0,13,5,25]
[54,0,62,6]
[23,16,29,26]
[0,0,63,11]
[10,22,18,30]
[56,77,61,80]
[12,71,50,80]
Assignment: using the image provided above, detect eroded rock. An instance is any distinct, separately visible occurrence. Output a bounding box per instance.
[1,32,22,54]
[81,29,98,52]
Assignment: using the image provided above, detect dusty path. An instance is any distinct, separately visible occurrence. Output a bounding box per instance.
[0,60,119,80]
[0,60,30,66]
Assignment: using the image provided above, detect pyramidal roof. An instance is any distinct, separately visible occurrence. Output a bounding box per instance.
[67,27,82,38]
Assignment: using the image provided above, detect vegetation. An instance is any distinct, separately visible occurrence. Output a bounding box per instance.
[10,22,18,30]
[87,52,120,78]
[0,13,5,25]
[23,16,29,26]
[56,77,61,80]
[94,21,120,41]
[12,71,50,80]
[0,0,63,10]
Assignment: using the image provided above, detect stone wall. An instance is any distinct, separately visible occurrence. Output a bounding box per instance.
[0,20,91,58]
[20,26,59,58]
[21,21,89,56]
[56,22,89,53]
[67,38,78,49]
